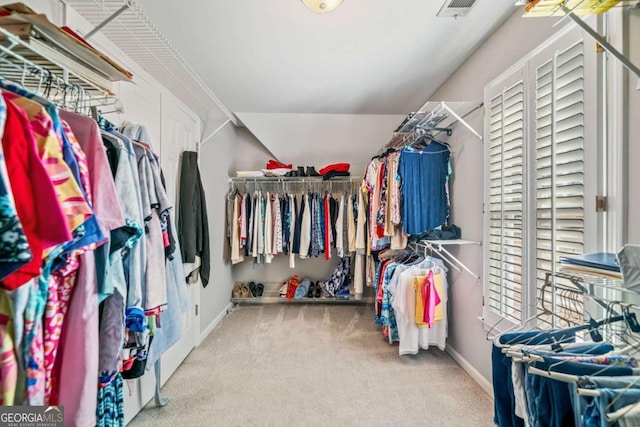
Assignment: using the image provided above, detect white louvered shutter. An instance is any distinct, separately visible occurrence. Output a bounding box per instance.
[535,41,586,326]
[487,81,525,324]
[485,28,598,329]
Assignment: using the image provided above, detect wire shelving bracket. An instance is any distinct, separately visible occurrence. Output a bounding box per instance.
[409,239,482,280]
[523,1,640,79]
[64,0,238,133]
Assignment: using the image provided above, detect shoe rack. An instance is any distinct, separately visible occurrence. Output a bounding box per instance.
[231,281,370,305]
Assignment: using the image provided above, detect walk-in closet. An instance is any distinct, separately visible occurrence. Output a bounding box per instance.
[0,0,638,426]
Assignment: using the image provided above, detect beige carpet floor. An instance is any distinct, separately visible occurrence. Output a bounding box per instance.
[129,305,494,427]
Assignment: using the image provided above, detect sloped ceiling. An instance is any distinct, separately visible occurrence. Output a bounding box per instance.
[236,113,406,171]
[136,0,516,116]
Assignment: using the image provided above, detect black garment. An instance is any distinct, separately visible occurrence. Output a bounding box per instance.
[322,171,350,180]
[102,136,120,178]
[177,151,210,286]
[329,196,338,246]
[293,195,302,254]
[281,196,289,255]
[109,226,137,255]
[408,223,462,243]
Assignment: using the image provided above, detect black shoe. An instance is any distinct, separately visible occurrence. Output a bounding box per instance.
[307,282,315,298]
[297,166,306,177]
[314,281,322,298]
[285,170,298,177]
[307,166,320,177]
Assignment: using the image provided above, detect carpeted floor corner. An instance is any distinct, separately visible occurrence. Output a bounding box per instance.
[129,305,494,427]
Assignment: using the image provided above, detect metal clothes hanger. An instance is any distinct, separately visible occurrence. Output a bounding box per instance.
[603,377,640,420]
[525,308,640,379]
[491,283,595,348]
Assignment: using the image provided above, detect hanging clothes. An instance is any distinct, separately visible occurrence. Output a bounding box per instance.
[390,256,448,355]
[0,76,187,425]
[398,142,451,235]
[0,96,69,290]
[336,193,345,258]
[264,192,273,264]
[299,194,311,259]
[60,110,126,301]
[177,151,210,286]
[230,193,244,265]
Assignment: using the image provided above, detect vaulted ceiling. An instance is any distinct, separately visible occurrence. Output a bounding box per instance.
[135,0,517,116]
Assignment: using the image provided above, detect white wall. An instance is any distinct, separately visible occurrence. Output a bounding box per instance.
[234,127,276,171]
[199,123,237,335]
[237,113,406,174]
[428,9,558,384]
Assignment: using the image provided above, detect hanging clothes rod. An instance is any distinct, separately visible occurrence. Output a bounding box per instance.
[228,177,362,183]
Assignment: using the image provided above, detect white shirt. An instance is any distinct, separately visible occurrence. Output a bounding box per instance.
[264,192,273,263]
[391,257,448,355]
[299,194,311,258]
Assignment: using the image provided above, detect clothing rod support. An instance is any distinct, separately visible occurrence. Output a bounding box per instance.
[435,243,480,280]
[84,3,130,40]
[562,6,640,79]
[442,102,483,141]
[201,119,232,145]
[430,245,463,273]
[418,242,462,273]
[441,102,484,135]
[552,0,587,27]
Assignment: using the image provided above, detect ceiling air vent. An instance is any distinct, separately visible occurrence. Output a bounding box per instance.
[436,0,478,18]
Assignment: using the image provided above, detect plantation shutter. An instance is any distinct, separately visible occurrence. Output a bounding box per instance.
[488,81,525,324]
[535,41,586,325]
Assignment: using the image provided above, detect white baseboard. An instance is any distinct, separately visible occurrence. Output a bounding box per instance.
[446,345,493,399]
[198,302,234,345]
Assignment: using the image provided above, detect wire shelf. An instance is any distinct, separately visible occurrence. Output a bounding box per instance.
[0,25,117,114]
[65,0,235,126]
[229,176,362,183]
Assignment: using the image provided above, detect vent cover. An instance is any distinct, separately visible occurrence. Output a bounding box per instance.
[437,0,478,17]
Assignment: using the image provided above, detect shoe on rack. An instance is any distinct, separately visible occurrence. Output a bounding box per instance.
[297,166,306,177]
[240,283,251,299]
[306,166,320,177]
[256,283,264,297]
[314,281,322,298]
[287,275,300,301]
[279,282,288,298]
[232,282,243,299]
[248,281,258,297]
[295,278,310,300]
[307,281,315,298]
